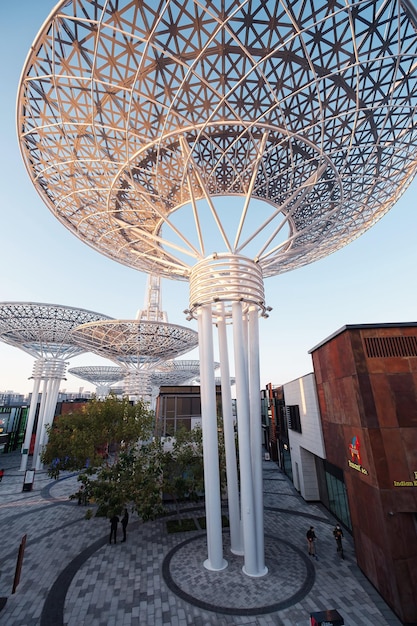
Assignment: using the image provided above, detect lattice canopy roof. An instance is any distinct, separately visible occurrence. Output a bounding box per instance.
[152,359,206,386]
[0,302,112,359]
[70,320,198,369]
[68,365,126,385]
[18,1,417,280]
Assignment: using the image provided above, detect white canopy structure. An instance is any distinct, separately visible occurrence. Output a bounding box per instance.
[18,0,417,576]
[70,274,199,402]
[70,319,199,403]
[67,365,126,399]
[0,302,112,471]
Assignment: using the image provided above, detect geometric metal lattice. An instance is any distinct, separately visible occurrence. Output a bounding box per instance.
[70,320,199,369]
[152,359,205,386]
[0,302,113,360]
[17,1,417,281]
[68,365,126,386]
[68,365,126,398]
[0,302,111,474]
[16,0,417,579]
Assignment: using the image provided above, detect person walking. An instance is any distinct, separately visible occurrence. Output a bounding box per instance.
[333,524,344,557]
[109,514,119,544]
[306,526,318,560]
[77,485,86,505]
[121,508,129,542]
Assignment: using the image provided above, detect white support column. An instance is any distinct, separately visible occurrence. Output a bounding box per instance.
[232,300,258,576]
[32,359,67,470]
[189,254,268,577]
[248,304,267,575]
[149,385,159,412]
[31,378,49,469]
[35,376,62,470]
[20,361,43,472]
[198,304,227,572]
[96,384,110,399]
[216,303,242,555]
[124,370,152,404]
[35,377,55,470]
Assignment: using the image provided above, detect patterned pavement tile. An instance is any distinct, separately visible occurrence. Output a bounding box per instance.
[0,452,403,626]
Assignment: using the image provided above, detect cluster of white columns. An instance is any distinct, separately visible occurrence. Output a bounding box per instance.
[188,254,269,577]
[123,370,153,404]
[20,358,67,472]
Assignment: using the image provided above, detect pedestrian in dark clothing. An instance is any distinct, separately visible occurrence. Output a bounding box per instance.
[78,485,85,505]
[333,524,344,553]
[306,526,318,560]
[109,514,119,544]
[121,508,129,542]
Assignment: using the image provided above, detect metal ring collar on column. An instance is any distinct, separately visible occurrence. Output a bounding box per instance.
[31,358,46,378]
[187,255,271,320]
[39,359,67,379]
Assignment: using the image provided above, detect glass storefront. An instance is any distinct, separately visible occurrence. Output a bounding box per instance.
[320,459,352,531]
[281,443,293,481]
[0,406,28,451]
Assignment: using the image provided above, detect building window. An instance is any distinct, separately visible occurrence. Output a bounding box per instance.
[323,460,352,531]
[286,405,301,433]
[158,392,201,436]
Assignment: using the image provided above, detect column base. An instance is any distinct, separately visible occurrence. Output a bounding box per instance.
[204,558,228,572]
[242,564,268,578]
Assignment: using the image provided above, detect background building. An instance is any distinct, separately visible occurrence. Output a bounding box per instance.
[155,385,224,437]
[311,323,417,625]
[282,373,326,502]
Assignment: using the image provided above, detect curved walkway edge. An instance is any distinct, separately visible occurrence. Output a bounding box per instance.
[0,452,403,626]
[40,535,109,626]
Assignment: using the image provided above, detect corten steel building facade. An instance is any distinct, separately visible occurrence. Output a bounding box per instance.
[310,323,417,625]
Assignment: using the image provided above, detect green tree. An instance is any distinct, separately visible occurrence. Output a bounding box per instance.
[83,440,165,521]
[41,398,228,523]
[160,425,205,516]
[41,395,154,477]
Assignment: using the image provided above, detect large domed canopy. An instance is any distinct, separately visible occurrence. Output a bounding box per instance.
[0,302,112,359]
[18,0,417,280]
[70,319,198,368]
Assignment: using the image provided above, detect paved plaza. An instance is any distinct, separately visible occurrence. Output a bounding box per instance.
[0,450,403,626]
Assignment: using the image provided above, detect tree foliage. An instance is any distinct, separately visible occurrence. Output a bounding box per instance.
[41,395,154,478]
[81,441,166,521]
[41,397,227,522]
[159,425,204,516]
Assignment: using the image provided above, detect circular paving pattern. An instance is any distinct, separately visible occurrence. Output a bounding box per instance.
[162,532,315,615]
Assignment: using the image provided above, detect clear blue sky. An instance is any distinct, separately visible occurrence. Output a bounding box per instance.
[1,0,417,395]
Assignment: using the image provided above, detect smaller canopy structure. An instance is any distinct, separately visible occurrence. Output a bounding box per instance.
[68,365,125,398]
[152,359,203,386]
[70,274,199,401]
[70,319,199,402]
[0,302,108,359]
[0,302,112,471]
[148,359,215,410]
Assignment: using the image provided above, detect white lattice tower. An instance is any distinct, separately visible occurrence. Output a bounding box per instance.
[136,275,168,323]
[0,302,112,471]
[17,0,417,575]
